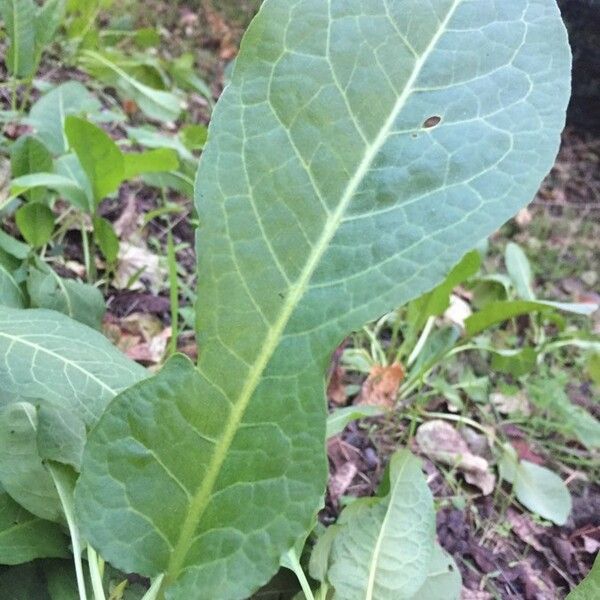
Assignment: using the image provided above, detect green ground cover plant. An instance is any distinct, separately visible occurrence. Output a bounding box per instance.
[0,0,584,598]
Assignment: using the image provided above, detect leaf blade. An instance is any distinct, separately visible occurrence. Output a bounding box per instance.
[75,1,571,597]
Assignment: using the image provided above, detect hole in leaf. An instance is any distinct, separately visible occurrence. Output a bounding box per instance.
[422,115,441,128]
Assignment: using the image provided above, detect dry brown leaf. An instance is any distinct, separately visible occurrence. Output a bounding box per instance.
[416,420,496,495]
[201,0,238,59]
[328,462,358,505]
[106,313,170,365]
[114,240,166,293]
[490,391,531,416]
[506,507,545,552]
[356,362,404,408]
[461,589,492,600]
[113,192,140,240]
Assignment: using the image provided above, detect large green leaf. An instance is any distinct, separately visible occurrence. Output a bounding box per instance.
[75,1,570,597]
[0,307,146,434]
[0,0,36,78]
[0,487,68,565]
[328,450,436,599]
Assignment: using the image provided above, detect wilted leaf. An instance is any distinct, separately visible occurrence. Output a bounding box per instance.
[357,363,404,408]
[416,420,495,495]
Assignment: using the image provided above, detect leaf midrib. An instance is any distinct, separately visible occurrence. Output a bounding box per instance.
[165,0,462,586]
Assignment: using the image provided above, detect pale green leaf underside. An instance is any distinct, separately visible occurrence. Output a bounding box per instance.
[0,308,146,428]
[329,451,435,599]
[75,1,570,598]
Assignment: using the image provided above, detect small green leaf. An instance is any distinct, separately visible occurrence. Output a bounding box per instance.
[27,258,105,329]
[0,402,62,521]
[500,450,572,526]
[34,0,66,53]
[505,242,535,300]
[93,216,119,263]
[0,0,36,78]
[10,172,91,212]
[10,136,53,203]
[142,171,194,198]
[26,81,101,154]
[15,202,54,248]
[123,148,180,180]
[0,487,69,565]
[490,347,537,377]
[81,50,182,122]
[180,124,208,151]
[466,300,549,335]
[328,450,435,599]
[327,405,384,439]
[587,354,600,387]
[408,250,481,333]
[64,116,124,204]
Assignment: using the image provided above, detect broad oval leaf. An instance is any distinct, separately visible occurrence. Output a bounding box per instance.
[328,450,436,599]
[0,307,146,468]
[75,1,570,598]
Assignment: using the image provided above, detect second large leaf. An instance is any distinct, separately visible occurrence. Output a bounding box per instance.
[75,1,571,598]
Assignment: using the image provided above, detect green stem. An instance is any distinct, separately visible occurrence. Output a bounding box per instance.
[167,229,179,357]
[48,464,88,600]
[88,546,106,600]
[141,575,165,600]
[406,315,435,367]
[285,549,315,600]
